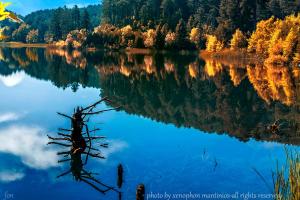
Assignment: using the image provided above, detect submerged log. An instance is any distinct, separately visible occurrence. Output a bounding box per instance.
[136,184,145,200]
[117,164,123,188]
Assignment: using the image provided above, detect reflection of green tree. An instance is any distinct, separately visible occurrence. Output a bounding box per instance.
[0,48,100,89]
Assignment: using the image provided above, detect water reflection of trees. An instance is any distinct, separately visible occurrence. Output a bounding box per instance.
[95,53,300,144]
[0,48,99,91]
[0,48,300,145]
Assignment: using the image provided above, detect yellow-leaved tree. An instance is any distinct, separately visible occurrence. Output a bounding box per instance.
[205,35,224,52]
[247,17,277,56]
[189,28,200,48]
[248,13,300,65]
[143,29,156,48]
[230,29,247,50]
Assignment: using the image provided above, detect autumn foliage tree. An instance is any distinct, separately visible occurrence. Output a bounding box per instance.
[205,35,224,52]
[189,28,201,49]
[26,29,39,43]
[165,31,176,49]
[89,24,121,49]
[143,29,156,48]
[230,29,247,50]
[248,13,300,65]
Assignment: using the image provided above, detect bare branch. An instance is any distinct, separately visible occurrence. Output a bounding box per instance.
[57,151,71,155]
[58,159,72,163]
[84,135,105,139]
[58,132,71,137]
[48,142,71,147]
[81,175,118,192]
[57,112,73,119]
[57,169,72,178]
[59,128,72,132]
[82,97,109,112]
[83,107,121,115]
[48,135,71,141]
[85,124,92,164]
[82,128,101,134]
[80,178,106,194]
[83,152,105,159]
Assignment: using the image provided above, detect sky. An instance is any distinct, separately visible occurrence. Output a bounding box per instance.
[7,0,100,16]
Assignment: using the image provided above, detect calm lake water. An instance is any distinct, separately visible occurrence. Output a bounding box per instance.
[0,48,299,200]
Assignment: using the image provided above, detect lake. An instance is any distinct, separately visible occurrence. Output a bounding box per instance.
[0,48,299,200]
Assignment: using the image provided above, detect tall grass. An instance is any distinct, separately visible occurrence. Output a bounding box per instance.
[273,149,299,200]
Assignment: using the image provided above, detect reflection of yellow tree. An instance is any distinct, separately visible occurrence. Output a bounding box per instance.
[202,57,297,106]
[46,49,87,69]
[144,56,156,74]
[120,58,132,77]
[247,64,295,106]
[188,62,199,79]
[204,60,223,77]
[228,65,247,86]
[0,48,5,61]
[164,60,175,73]
[11,50,30,67]
[25,48,38,62]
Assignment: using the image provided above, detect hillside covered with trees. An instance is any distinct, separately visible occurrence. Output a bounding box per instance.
[0,4,101,43]
[101,0,299,40]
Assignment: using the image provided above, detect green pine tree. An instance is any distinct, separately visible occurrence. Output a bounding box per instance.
[81,9,91,30]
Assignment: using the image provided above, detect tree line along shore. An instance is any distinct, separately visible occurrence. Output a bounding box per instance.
[0,1,299,66]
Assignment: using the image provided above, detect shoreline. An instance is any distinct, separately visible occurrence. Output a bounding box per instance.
[0,42,283,66]
[199,49,265,65]
[0,42,201,55]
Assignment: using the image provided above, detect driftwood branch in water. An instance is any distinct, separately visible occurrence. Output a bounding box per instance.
[48,98,122,195]
[57,169,72,178]
[58,132,71,137]
[82,97,109,112]
[83,107,121,115]
[57,112,73,119]
[48,142,71,147]
[48,135,71,141]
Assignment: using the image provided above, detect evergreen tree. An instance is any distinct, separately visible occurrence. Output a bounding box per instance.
[50,8,62,40]
[161,0,176,27]
[81,9,91,30]
[267,0,282,18]
[72,5,81,30]
[175,19,189,49]
[239,0,256,32]
[256,0,270,21]
[174,0,190,20]
[139,2,153,25]
[102,0,113,23]
[61,6,73,37]
[155,24,165,49]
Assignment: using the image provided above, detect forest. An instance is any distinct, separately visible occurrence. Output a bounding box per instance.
[0,0,299,65]
[0,4,101,43]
